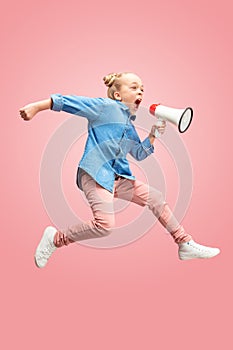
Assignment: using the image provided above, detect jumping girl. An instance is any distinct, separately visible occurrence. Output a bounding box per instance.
[19,72,220,268]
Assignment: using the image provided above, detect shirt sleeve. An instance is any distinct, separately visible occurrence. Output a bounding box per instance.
[129,136,154,161]
[50,94,106,121]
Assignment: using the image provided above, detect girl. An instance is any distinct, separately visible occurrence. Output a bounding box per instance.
[19,72,220,268]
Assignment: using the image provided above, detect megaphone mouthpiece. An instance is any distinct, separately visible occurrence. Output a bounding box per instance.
[149,103,160,115]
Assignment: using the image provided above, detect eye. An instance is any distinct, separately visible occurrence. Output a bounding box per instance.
[131,86,137,90]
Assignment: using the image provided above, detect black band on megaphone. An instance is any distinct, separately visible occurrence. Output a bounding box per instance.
[178,107,193,133]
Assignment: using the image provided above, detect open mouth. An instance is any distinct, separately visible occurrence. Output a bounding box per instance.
[134,98,142,109]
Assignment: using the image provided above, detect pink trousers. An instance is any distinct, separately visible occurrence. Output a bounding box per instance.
[56,171,192,247]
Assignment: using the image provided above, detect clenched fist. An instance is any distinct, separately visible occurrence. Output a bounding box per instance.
[19,103,39,121]
[150,120,167,138]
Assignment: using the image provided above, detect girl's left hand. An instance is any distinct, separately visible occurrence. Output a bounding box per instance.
[150,120,167,138]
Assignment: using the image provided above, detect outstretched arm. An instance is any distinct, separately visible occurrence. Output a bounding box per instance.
[19,98,52,121]
[20,94,106,122]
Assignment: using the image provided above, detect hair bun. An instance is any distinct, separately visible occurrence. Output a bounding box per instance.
[103,73,118,87]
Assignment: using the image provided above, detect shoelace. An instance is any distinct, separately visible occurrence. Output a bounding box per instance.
[36,244,56,260]
[188,242,212,252]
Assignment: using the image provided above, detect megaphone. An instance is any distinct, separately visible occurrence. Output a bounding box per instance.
[149,103,193,137]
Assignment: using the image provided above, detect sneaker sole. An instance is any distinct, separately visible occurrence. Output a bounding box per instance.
[179,249,220,260]
[34,256,42,268]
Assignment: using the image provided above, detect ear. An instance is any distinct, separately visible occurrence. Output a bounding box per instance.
[113,91,122,101]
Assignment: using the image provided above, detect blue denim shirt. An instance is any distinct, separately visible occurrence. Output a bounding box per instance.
[51,94,154,192]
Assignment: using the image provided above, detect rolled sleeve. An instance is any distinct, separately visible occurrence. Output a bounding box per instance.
[51,94,63,111]
[141,137,154,155]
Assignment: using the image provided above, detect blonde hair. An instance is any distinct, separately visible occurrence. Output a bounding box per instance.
[103,72,130,100]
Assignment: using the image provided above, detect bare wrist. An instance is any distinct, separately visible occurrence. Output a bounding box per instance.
[149,134,155,144]
[36,99,52,112]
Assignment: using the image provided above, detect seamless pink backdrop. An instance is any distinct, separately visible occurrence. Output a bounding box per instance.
[1,0,233,349]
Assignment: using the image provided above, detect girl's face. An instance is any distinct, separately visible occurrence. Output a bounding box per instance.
[114,73,144,114]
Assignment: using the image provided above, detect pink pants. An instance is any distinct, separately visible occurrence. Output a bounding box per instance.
[56,172,192,246]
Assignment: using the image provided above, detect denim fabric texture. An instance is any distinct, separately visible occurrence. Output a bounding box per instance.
[51,94,154,192]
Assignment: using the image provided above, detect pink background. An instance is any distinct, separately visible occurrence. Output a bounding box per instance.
[1,0,233,349]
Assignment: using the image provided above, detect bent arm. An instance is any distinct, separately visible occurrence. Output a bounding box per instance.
[130,137,154,161]
[128,124,155,161]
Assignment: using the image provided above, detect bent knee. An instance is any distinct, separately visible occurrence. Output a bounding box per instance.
[94,217,115,236]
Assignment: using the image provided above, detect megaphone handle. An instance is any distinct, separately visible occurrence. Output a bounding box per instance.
[155,128,161,138]
[155,118,163,138]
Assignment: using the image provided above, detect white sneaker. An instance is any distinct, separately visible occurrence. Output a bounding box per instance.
[34,226,57,268]
[178,240,220,260]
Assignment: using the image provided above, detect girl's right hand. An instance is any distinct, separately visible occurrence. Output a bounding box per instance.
[19,103,39,121]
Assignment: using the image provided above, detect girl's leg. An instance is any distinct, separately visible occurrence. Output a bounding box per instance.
[114,178,220,260]
[157,204,191,243]
[114,178,192,243]
[57,171,115,244]
[35,172,115,268]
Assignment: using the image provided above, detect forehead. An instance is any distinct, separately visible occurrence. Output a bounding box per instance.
[121,73,143,86]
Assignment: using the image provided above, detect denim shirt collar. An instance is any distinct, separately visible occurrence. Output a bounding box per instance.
[115,100,136,121]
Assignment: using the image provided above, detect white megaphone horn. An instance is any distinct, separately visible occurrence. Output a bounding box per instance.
[149,103,193,137]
